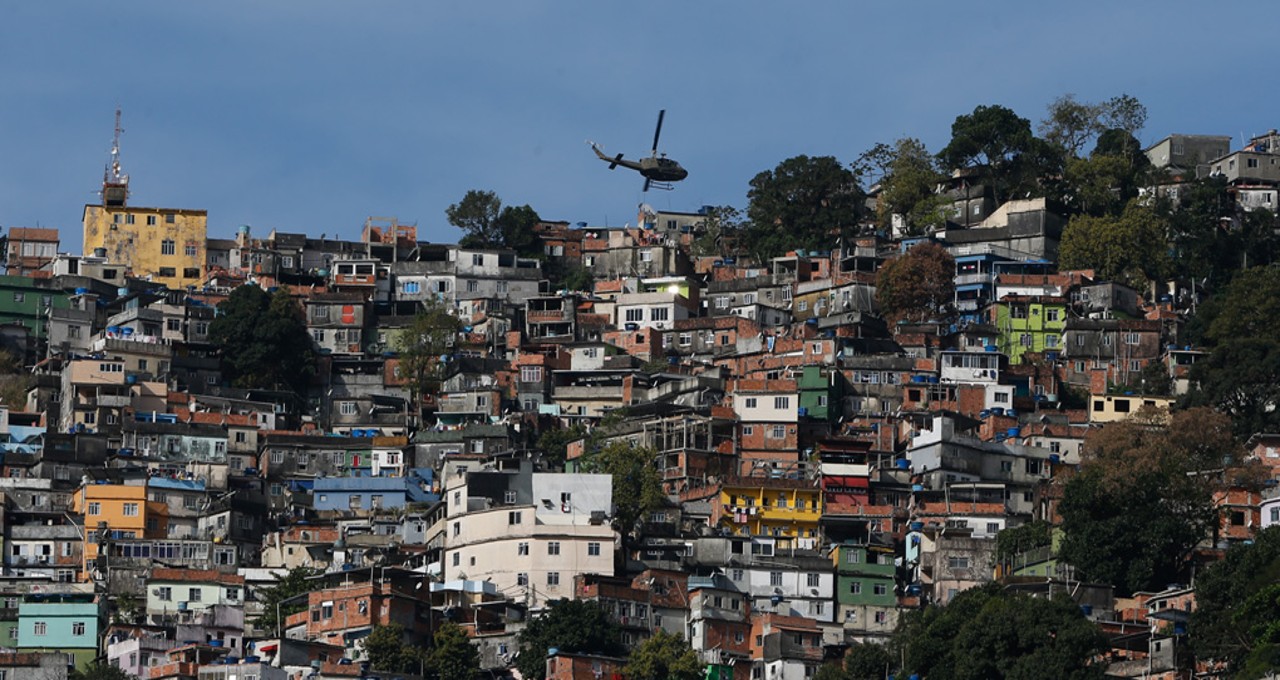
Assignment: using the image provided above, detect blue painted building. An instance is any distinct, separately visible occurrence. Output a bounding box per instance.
[17,593,105,670]
[311,468,437,511]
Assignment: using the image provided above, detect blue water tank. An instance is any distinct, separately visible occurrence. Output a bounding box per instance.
[1049,454,1061,464]
[910,521,924,531]
[1006,409,1017,418]
[991,407,1004,416]
[798,408,808,417]
[895,459,909,470]
[985,344,997,352]
[911,483,924,492]
[1007,427,1020,438]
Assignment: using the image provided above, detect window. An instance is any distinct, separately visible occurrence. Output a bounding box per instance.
[72,621,86,636]
[1045,335,1058,348]
[123,502,139,517]
[518,542,529,556]
[161,240,176,255]
[504,490,519,504]
[947,556,970,570]
[873,584,888,596]
[126,214,136,224]
[189,587,202,602]
[742,425,754,437]
[1114,399,1131,413]
[466,279,478,292]
[452,552,460,566]
[548,541,561,555]
[185,244,198,257]
[339,401,357,416]
[158,267,176,277]
[806,573,820,587]
[517,573,528,586]
[1019,333,1033,347]
[1011,305,1027,319]
[1129,359,1142,372]
[875,611,888,624]
[770,425,786,439]
[769,571,783,587]
[845,550,861,564]
[1046,308,1060,322]
[12,292,24,303]
[774,396,790,409]
[625,308,644,322]
[797,300,808,311]
[520,365,543,382]
[403,281,421,294]
[650,307,669,322]
[33,621,47,636]
[509,511,522,525]
[732,568,744,581]
[547,572,560,586]
[849,582,861,595]
[587,541,602,556]
[88,502,101,515]
[744,397,757,409]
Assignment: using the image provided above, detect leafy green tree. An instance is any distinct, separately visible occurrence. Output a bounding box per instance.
[208,284,316,393]
[1199,266,1280,345]
[394,299,463,411]
[874,241,955,324]
[939,104,1060,203]
[365,622,423,673]
[536,423,587,470]
[996,519,1054,565]
[254,566,319,635]
[843,641,894,680]
[691,205,746,258]
[447,189,542,256]
[1164,175,1238,286]
[577,440,666,544]
[1039,94,1106,158]
[744,155,863,261]
[872,138,950,234]
[1125,359,1173,397]
[624,629,703,680]
[1185,338,1280,438]
[427,621,481,680]
[1058,408,1232,595]
[0,348,31,410]
[1192,526,1280,676]
[448,190,503,248]
[515,599,623,680]
[72,663,138,680]
[897,584,1106,680]
[1058,200,1171,288]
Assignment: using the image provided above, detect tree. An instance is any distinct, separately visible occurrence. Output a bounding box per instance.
[691,205,746,258]
[365,622,423,673]
[1185,338,1280,439]
[447,189,542,256]
[1058,200,1171,288]
[536,423,587,470]
[875,241,955,324]
[1192,526,1280,676]
[842,641,894,680]
[939,104,1059,203]
[71,664,137,680]
[426,621,480,680]
[0,348,31,409]
[744,155,863,261]
[447,190,503,248]
[1058,408,1233,595]
[870,138,949,234]
[1199,266,1280,345]
[254,566,319,635]
[577,440,666,544]
[208,284,316,394]
[624,629,703,680]
[515,599,623,680]
[394,299,463,411]
[1039,94,1106,159]
[896,584,1106,680]
[996,519,1054,565]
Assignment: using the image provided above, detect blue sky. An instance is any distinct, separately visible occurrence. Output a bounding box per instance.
[1,2,1274,251]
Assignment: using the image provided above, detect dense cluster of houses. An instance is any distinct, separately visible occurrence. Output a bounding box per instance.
[1,129,1280,680]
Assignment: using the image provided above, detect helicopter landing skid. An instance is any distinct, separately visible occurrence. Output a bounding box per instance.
[645,180,675,192]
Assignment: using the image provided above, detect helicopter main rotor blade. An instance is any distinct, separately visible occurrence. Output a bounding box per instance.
[651,110,666,155]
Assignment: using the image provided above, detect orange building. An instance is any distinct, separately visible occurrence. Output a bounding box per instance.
[73,481,169,573]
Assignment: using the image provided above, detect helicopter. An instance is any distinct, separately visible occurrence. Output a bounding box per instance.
[590,109,688,192]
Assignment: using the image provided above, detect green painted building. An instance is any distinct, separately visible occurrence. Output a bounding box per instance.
[798,365,844,422]
[0,275,72,341]
[834,543,896,607]
[989,295,1067,364]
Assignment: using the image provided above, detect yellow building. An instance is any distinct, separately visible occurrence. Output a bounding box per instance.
[81,110,208,290]
[718,476,822,545]
[82,205,208,290]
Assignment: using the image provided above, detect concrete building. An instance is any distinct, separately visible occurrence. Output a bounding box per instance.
[442,464,615,608]
[4,227,59,276]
